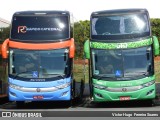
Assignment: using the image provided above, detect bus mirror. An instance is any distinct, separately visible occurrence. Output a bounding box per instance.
[153,36,159,56]
[84,40,90,59]
[1,39,9,59]
[69,38,75,58]
[64,52,67,61]
[95,54,97,62]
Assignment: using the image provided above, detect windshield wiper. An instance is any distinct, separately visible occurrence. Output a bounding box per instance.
[125,71,148,76]
[42,73,65,79]
[97,74,114,80]
[138,72,149,76]
[13,71,34,79]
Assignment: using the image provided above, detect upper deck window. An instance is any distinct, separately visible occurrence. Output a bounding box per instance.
[11,15,69,41]
[91,13,150,40]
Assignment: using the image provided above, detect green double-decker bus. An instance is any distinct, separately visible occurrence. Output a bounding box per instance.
[84,9,159,104]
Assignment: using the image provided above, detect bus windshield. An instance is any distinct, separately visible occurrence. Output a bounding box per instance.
[92,46,153,80]
[11,16,69,40]
[9,48,70,79]
[91,13,150,40]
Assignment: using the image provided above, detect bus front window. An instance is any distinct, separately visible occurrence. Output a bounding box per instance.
[92,49,123,78]
[10,48,70,79]
[92,46,153,80]
[91,13,150,40]
[11,16,69,41]
[123,46,153,77]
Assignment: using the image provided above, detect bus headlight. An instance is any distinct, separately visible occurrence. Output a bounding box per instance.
[9,83,23,90]
[141,80,155,88]
[57,82,70,89]
[93,84,107,90]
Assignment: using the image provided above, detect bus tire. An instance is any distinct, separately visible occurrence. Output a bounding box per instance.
[16,101,25,108]
[145,99,153,107]
[65,100,72,107]
[72,79,76,99]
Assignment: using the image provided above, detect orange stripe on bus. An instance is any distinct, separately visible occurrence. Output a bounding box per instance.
[1,39,9,58]
[2,38,75,58]
[0,44,2,54]
[9,40,72,50]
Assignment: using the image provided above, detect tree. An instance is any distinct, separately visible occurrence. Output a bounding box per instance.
[0,26,10,43]
[74,20,90,58]
[150,19,160,40]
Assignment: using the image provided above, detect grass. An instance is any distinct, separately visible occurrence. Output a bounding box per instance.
[154,60,160,82]
[73,63,89,83]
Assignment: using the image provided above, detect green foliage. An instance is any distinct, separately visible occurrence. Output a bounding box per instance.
[74,20,90,59]
[0,26,10,43]
[150,19,160,40]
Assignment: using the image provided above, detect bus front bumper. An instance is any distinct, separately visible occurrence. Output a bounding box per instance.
[9,86,71,101]
[93,84,155,102]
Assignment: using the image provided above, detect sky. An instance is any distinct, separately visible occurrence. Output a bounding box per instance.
[0,0,160,22]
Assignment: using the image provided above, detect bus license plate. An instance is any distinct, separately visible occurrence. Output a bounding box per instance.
[33,95,44,100]
[120,96,130,101]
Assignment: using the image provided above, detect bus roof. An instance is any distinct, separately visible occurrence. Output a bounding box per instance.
[91,8,149,17]
[13,10,70,16]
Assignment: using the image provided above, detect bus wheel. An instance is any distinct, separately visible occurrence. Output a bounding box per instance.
[65,100,72,108]
[16,101,25,108]
[72,79,76,99]
[145,99,153,107]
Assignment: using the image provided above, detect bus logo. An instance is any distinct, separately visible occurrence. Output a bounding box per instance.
[36,88,41,92]
[117,43,128,49]
[122,88,127,92]
[18,26,27,33]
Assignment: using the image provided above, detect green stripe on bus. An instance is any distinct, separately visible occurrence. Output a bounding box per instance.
[91,38,152,49]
